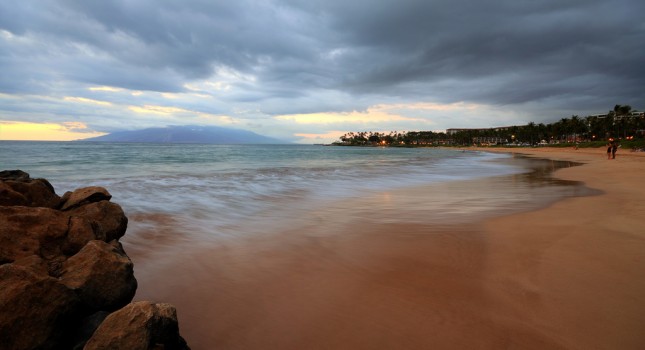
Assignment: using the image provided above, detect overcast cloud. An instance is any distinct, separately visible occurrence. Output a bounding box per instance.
[1,0,643,142]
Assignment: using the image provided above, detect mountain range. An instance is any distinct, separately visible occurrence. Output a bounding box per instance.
[82,125,287,144]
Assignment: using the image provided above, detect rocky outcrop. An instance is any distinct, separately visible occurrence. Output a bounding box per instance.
[61,240,137,312]
[85,301,189,350]
[0,264,81,350]
[0,170,60,208]
[59,186,112,211]
[0,170,189,350]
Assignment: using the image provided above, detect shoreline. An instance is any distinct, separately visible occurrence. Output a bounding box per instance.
[129,147,645,349]
[474,147,645,349]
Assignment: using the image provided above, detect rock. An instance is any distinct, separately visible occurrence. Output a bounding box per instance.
[85,301,190,350]
[60,190,72,206]
[0,169,30,181]
[0,171,190,349]
[63,216,97,255]
[68,201,128,242]
[0,181,28,206]
[60,186,112,211]
[0,264,81,350]
[12,254,49,275]
[61,240,137,311]
[0,178,60,208]
[0,206,70,264]
[0,170,60,207]
[70,311,111,350]
[0,201,128,267]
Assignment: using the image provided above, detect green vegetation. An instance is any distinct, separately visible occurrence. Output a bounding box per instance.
[333,104,645,149]
[335,131,446,147]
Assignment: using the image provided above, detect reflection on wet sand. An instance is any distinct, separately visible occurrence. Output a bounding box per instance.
[123,156,596,349]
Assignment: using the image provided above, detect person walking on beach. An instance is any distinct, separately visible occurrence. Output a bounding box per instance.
[612,142,618,159]
[607,142,613,159]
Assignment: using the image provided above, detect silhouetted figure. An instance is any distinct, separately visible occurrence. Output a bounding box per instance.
[607,142,612,160]
[612,142,618,159]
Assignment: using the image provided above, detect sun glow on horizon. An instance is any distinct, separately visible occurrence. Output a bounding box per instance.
[273,101,484,126]
[294,130,348,143]
[0,121,106,141]
[274,107,427,125]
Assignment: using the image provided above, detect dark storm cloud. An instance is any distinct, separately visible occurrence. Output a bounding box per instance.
[302,0,645,101]
[1,0,643,126]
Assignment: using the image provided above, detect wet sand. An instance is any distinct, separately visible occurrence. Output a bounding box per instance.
[471,147,645,349]
[127,147,645,349]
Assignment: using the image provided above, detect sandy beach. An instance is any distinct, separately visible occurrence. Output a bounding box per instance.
[129,147,645,350]
[470,147,645,349]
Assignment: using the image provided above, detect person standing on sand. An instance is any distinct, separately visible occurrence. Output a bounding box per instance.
[612,142,618,159]
[607,142,613,159]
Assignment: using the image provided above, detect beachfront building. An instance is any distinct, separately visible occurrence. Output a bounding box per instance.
[446,126,522,145]
[588,111,644,120]
[472,136,508,145]
[586,108,645,138]
[446,126,522,135]
[335,106,643,146]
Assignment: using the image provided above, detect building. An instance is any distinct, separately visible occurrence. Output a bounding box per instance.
[446,125,525,135]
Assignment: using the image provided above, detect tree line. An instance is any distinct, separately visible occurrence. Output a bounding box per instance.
[334,104,644,146]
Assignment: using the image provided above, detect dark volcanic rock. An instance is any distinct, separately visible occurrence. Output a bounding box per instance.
[0,181,28,206]
[70,311,111,350]
[0,201,127,266]
[0,264,81,350]
[59,186,112,211]
[0,170,60,207]
[0,178,60,208]
[61,240,137,311]
[68,201,128,242]
[0,169,31,181]
[0,170,189,349]
[0,206,70,264]
[85,301,190,350]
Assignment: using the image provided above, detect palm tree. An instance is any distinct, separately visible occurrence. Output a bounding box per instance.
[525,122,537,144]
[618,105,632,116]
[616,105,633,138]
[569,115,587,142]
[551,118,569,142]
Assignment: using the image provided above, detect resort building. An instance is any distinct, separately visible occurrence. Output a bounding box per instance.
[588,111,644,120]
[446,125,525,135]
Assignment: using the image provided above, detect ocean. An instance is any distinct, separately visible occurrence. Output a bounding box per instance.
[1,141,587,242]
[3,141,599,348]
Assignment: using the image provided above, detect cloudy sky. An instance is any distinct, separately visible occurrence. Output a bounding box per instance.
[1,0,643,142]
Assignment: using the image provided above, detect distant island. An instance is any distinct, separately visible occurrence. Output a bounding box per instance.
[82,125,287,144]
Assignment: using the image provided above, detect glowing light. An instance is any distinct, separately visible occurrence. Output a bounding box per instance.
[63,96,112,106]
[274,102,486,126]
[128,105,190,115]
[184,81,231,92]
[294,130,347,140]
[88,86,122,92]
[0,121,106,141]
[161,93,180,99]
[275,107,424,125]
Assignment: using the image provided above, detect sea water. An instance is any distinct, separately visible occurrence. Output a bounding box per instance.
[0,142,584,241]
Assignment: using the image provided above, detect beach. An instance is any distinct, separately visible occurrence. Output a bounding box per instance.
[126,147,645,349]
[474,147,645,349]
